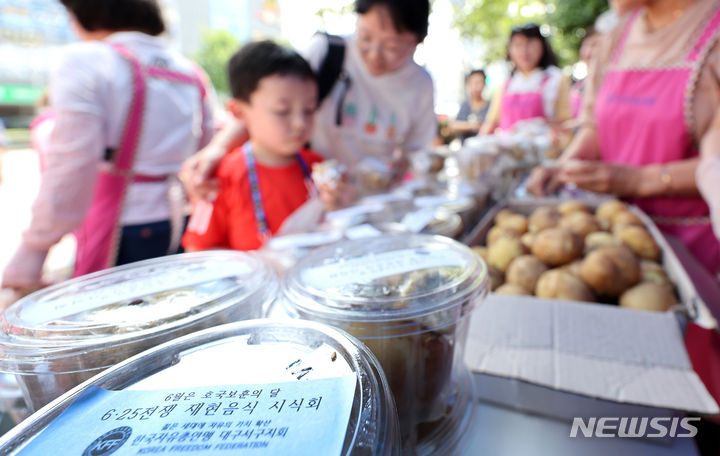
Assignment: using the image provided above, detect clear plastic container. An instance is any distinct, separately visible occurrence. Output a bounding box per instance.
[281,234,488,453]
[0,251,278,412]
[0,320,400,456]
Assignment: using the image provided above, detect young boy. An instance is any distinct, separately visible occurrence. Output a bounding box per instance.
[182,41,323,251]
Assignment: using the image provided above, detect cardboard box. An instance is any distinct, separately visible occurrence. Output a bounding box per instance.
[463,198,719,418]
[467,295,718,417]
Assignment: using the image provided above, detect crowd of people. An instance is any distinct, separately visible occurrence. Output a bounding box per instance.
[0,0,719,447]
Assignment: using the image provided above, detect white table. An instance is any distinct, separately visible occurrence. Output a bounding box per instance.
[462,399,699,455]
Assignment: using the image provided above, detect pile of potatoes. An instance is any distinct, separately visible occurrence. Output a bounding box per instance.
[472,200,678,312]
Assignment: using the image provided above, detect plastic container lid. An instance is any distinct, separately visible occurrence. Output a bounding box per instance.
[283,234,487,329]
[0,251,278,375]
[282,235,487,453]
[0,320,400,456]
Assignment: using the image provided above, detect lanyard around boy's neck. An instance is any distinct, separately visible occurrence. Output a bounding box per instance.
[243,143,312,240]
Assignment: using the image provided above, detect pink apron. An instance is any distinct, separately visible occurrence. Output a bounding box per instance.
[499,72,550,131]
[595,7,720,417]
[73,42,205,277]
[594,8,720,276]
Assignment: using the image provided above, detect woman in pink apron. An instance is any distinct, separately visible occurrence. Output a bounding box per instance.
[1,0,213,294]
[570,27,601,120]
[528,0,720,439]
[481,23,571,134]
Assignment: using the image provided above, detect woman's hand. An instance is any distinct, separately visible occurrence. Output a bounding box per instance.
[180,119,248,201]
[558,160,640,196]
[527,165,563,197]
[179,148,222,202]
[1,244,48,301]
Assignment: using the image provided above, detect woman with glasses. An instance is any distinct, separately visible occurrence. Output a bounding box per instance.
[181,0,435,199]
[480,23,571,134]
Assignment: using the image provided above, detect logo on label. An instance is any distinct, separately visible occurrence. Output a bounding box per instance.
[570,417,699,438]
[83,426,132,456]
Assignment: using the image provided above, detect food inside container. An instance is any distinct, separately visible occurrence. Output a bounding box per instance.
[353,156,397,196]
[0,251,278,412]
[473,200,681,310]
[0,320,400,456]
[282,234,488,454]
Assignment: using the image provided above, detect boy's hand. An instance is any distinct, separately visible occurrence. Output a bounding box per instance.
[318,179,356,212]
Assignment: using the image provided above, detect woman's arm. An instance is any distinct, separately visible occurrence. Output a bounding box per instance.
[559,156,701,197]
[2,109,104,290]
[526,126,602,196]
[697,108,720,236]
[480,89,502,135]
[179,118,248,200]
[553,76,573,124]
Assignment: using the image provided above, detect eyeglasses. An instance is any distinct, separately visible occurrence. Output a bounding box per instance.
[356,34,416,61]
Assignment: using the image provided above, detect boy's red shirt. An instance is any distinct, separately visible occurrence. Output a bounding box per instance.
[182,147,323,251]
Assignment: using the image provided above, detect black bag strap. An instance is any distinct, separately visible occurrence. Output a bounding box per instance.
[316,33,346,104]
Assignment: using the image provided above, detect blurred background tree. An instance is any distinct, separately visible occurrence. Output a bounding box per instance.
[193,29,240,97]
[453,0,608,66]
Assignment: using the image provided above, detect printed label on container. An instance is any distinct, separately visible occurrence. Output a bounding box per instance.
[301,248,466,290]
[20,261,249,326]
[345,224,383,240]
[16,376,357,456]
[267,231,343,250]
[401,208,437,233]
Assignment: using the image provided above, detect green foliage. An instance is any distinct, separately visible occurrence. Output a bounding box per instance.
[193,29,240,97]
[453,0,608,67]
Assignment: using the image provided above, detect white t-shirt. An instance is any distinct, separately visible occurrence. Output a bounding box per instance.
[24,32,214,250]
[301,34,436,170]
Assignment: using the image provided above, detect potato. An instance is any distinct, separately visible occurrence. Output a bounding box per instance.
[496,213,529,234]
[585,231,622,252]
[487,226,521,245]
[596,200,627,224]
[535,269,595,302]
[559,212,602,239]
[471,246,489,262]
[488,237,527,272]
[558,200,592,216]
[640,261,673,288]
[529,207,561,233]
[494,209,518,224]
[521,232,536,251]
[506,255,549,293]
[561,260,583,278]
[616,225,661,261]
[611,210,644,229]
[495,283,532,296]
[531,228,584,267]
[620,283,677,312]
[581,246,641,297]
[487,265,505,291]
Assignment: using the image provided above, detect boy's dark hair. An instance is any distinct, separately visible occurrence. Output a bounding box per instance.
[466,69,486,82]
[59,0,165,36]
[228,40,316,102]
[355,0,430,43]
[508,23,558,70]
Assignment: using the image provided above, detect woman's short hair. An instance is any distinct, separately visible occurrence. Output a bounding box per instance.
[355,0,430,42]
[60,0,165,36]
[508,23,558,69]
